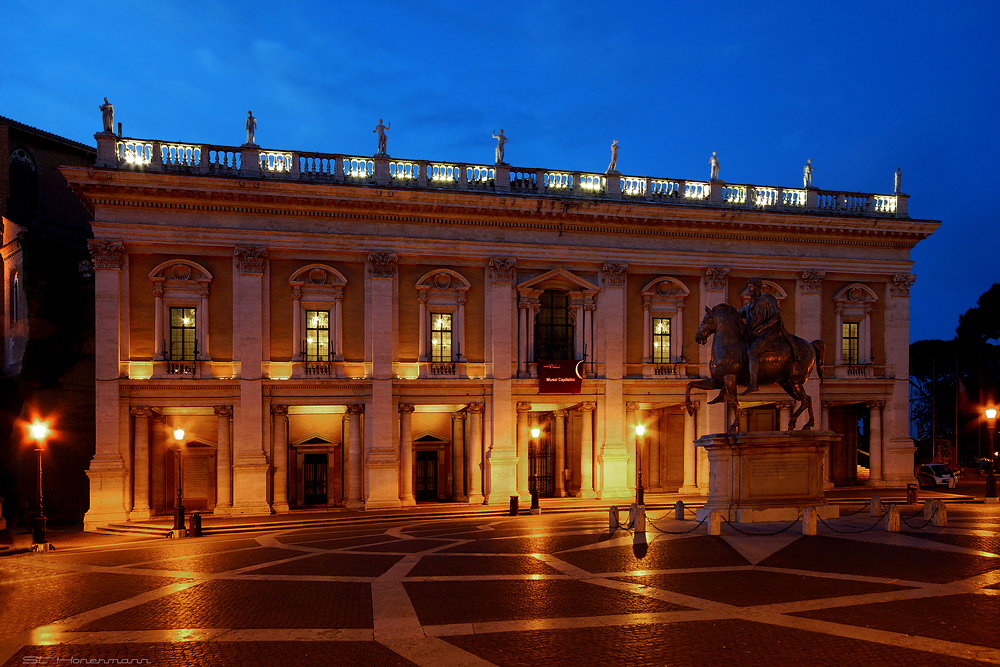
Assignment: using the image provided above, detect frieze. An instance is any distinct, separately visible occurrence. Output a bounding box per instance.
[235,246,267,274]
[88,239,124,270]
[489,258,517,283]
[602,262,628,287]
[368,252,397,279]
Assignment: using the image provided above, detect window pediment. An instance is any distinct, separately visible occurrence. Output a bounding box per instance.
[517,268,598,295]
[149,259,213,286]
[641,277,690,312]
[289,264,347,289]
[833,283,878,304]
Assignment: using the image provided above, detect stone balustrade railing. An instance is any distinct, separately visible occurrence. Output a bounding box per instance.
[98,134,908,217]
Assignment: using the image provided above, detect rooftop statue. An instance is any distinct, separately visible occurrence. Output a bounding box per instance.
[686,277,825,435]
[894,167,902,193]
[100,97,114,133]
[803,158,814,188]
[245,111,257,146]
[606,140,619,173]
[492,129,507,164]
[709,151,720,181]
[374,119,391,156]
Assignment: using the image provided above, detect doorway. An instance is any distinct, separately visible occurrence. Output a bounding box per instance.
[529,440,555,497]
[304,453,328,504]
[416,451,438,501]
[829,404,870,486]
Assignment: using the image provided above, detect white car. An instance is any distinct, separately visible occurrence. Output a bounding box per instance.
[916,464,958,489]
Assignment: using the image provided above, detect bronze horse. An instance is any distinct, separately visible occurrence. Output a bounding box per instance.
[684,303,824,435]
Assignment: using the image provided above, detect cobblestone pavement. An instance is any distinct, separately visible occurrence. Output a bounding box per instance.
[2,503,999,666]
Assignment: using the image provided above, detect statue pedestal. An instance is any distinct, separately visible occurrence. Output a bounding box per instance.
[695,431,841,523]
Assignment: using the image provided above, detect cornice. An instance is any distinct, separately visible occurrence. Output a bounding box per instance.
[61,166,939,248]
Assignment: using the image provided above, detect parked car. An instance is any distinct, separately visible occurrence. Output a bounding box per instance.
[916,464,959,489]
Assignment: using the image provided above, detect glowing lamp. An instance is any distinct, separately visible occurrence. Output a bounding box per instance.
[173,428,185,442]
[531,427,541,438]
[30,421,49,442]
[987,408,997,420]
[636,424,645,436]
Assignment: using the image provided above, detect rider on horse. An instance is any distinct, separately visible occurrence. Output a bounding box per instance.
[738,277,796,394]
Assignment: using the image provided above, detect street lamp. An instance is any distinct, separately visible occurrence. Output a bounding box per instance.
[985,409,997,500]
[172,427,186,535]
[635,424,645,506]
[529,427,541,512]
[28,419,50,551]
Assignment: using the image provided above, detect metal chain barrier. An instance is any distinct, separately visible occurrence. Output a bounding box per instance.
[839,500,873,517]
[646,516,707,535]
[900,508,934,530]
[721,512,802,536]
[817,512,886,534]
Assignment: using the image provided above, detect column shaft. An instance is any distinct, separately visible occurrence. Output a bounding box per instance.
[215,406,233,511]
[400,404,415,506]
[272,405,289,512]
[554,411,567,497]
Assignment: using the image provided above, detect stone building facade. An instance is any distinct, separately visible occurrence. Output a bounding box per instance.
[63,133,938,529]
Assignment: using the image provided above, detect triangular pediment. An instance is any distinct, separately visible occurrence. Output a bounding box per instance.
[518,268,599,293]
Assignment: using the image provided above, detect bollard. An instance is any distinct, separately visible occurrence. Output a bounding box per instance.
[627,503,638,530]
[634,504,646,533]
[906,484,918,504]
[933,500,948,527]
[802,507,817,536]
[190,511,202,537]
[708,510,722,536]
[509,496,519,516]
[674,500,685,521]
[885,504,900,532]
[609,506,620,534]
[870,496,881,517]
[923,499,936,520]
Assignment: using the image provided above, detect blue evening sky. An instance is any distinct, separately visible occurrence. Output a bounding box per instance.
[3,0,997,343]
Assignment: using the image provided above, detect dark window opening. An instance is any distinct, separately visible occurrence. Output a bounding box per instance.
[534,290,573,360]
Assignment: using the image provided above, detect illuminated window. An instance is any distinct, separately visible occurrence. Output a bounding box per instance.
[169,307,197,361]
[842,321,860,365]
[431,312,452,362]
[305,310,330,361]
[652,318,671,364]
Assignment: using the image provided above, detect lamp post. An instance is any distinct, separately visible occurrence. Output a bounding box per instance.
[28,419,49,551]
[635,424,645,506]
[529,427,541,512]
[172,427,187,535]
[986,409,997,500]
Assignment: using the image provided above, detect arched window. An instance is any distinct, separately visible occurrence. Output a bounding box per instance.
[535,290,573,360]
[7,148,37,224]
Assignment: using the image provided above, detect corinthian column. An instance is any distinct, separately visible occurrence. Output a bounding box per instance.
[516,402,532,497]
[452,412,466,501]
[554,410,567,497]
[577,402,597,498]
[399,404,416,506]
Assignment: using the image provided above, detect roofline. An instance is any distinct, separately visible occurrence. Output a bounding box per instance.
[1,115,96,155]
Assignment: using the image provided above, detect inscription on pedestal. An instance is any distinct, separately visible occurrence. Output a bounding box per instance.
[748,457,808,496]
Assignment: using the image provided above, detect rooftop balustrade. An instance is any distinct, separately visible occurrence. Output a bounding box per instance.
[97,134,908,218]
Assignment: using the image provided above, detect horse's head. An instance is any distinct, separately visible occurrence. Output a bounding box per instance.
[695,306,716,345]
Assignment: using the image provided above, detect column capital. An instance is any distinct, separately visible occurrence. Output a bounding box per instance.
[214,405,233,417]
[271,405,289,416]
[235,245,267,274]
[346,404,365,415]
[625,401,640,412]
[399,403,415,414]
[88,239,124,270]
[602,262,628,287]
[516,401,533,413]
[890,273,916,297]
[129,406,152,418]
[467,402,485,414]
[705,267,730,291]
[776,401,794,410]
[821,400,834,409]
[150,412,166,424]
[488,257,517,283]
[367,252,398,279]
[865,399,887,409]
[800,270,826,293]
[579,401,596,412]
[452,411,466,421]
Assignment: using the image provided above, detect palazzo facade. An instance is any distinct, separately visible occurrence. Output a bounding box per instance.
[64,132,938,529]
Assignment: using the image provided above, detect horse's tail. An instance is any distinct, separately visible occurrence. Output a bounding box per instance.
[811,339,825,382]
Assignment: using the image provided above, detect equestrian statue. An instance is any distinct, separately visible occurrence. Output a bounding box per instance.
[685,277,825,435]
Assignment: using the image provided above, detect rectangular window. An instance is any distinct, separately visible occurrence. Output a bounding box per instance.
[170,307,197,361]
[305,310,330,361]
[842,321,859,365]
[652,317,671,364]
[431,312,452,362]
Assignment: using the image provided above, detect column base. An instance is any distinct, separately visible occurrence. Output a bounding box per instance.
[272,502,290,513]
[400,497,416,508]
[554,489,567,498]
[213,504,233,516]
[452,495,469,503]
[574,490,598,499]
[344,500,365,510]
[466,494,485,504]
[678,485,699,494]
[364,498,402,510]
[232,463,271,515]
[84,467,128,531]
[128,508,152,521]
[597,449,630,499]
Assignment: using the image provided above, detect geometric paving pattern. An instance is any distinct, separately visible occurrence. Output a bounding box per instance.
[2,505,999,666]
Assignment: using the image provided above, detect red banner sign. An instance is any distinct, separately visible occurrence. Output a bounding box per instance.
[538,359,584,394]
